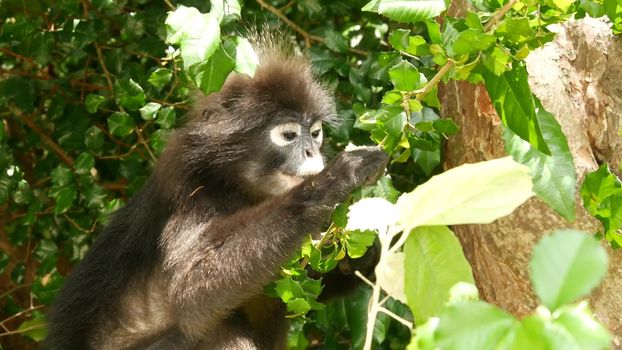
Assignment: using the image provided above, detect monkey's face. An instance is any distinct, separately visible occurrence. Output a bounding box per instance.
[241,116,325,198]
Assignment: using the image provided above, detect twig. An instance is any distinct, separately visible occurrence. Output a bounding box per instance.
[0,324,46,338]
[95,44,114,92]
[13,110,74,168]
[63,214,97,233]
[0,48,34,65]
[163,0,175,11]
[415,59,455,102]
[255,0,368,56]
[378,306,413,329]
[134,127,157,162]
[354,270,375,288]
[0,284,32,300]
[484,0,518,32]
[0,305,43,328]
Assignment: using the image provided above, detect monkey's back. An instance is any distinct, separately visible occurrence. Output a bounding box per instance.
[44,179,172,349]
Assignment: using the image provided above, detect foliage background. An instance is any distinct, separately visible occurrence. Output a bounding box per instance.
[0,0,620,348]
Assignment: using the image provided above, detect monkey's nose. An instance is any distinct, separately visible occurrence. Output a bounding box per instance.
[305,149,315,158]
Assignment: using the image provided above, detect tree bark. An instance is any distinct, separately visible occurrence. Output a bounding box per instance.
[440,17,622,348]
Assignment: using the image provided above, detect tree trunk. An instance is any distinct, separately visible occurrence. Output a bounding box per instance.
[440,17,622,348]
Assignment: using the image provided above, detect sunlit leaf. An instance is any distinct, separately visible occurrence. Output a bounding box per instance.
[482,61,551,155]
[530,230,608,310]
[396,157,533,230]
[375,251,407,303]
[504,98,576,221]
[403,226,474,324]
[436,301,517,350]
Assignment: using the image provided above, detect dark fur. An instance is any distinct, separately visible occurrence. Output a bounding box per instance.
[45,42,388,349]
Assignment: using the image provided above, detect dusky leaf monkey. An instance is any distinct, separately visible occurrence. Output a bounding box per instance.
[45,34,388,349]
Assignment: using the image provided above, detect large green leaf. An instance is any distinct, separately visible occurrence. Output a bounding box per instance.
[403,226,474,324]
[509,315,579,350]
[529,230,608,310]
[114,78,146,111]
[553,303,611,350]
[165,6,221,70]
[363,0,446,24]
[388,59,420,91]
[107,112,135,137]
[504,98,576,221]
[396,157,533,230]
[190,45,236,95]
[436,301,517,350]
[482,61,551,155]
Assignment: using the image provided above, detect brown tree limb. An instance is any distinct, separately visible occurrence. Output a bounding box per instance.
[13,109,74,168]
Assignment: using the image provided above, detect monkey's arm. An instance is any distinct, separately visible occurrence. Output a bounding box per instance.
[162,148,387,337]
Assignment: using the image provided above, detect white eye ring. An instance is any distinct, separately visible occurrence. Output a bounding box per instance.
[310,120,323,142]
[270,123,302,146]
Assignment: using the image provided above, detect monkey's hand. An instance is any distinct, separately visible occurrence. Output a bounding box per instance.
[299,147,389,206]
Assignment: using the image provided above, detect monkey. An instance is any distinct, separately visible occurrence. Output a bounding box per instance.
[44,38,388,349]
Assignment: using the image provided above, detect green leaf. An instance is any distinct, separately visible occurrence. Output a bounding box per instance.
[210,0,242,24]
[553,303,611,350]
[114,78,146,111]
[482,46,511,76]
[227,36,258,77]
[287,298,312,314]
[84,125,104,151]
[12,180,33,205]
[139,102,161,121]
[51,165,74,187]
[482,61,551,155]
[107,112,135,138]
[324,28,349,53]
[275,277,304,302]
[452,29,496,56]
[546,0,574,12]
[190,45,236,95]
[403,226,474,324]
[148,68,172,88]
[149,129,170,155]
[156,107,176,129]
[509,315,579,350]
[529,230,608,310]
[504,98,576,221]
[165,6,221,70]
[436,301,517,350]
[53,186,77,215]
[388,59,420,91]
[363,0,446,24]
[580,164,622,246]
[396,157,533,230]
[413,148,440,176]
[345,230,377,259]
[85,94,106,114]
[74,153,95,175]
[432,119,459,135]
[17,315,48,341]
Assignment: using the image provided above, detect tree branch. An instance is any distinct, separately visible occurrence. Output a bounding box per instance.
[255,0,368,56]
[13,109,74,168]
[484,0,518,32]
[95,44,114,92]
[415,59,455,102]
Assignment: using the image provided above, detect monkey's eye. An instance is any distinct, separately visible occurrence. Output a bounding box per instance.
[311,130,321,138]
[282,132,298,141]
